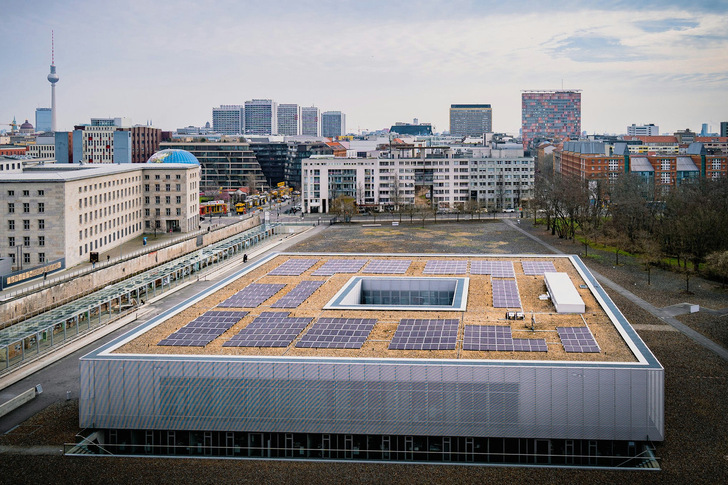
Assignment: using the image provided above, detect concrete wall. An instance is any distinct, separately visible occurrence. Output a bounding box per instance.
[0,215,261,324]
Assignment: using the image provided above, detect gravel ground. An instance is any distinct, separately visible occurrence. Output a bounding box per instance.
[2,221,727,484]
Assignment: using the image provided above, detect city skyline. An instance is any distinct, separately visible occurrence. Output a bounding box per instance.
[1,0,727,135]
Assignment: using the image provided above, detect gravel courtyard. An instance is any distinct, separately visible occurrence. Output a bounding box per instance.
[1,219,726,484]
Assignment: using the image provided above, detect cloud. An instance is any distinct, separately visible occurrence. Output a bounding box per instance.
[549,35,645,63]
[635,18,699,33]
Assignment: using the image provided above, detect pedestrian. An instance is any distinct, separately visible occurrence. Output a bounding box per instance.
[107,255,110,262]
[43,271,47,281]
[243,253,248,263]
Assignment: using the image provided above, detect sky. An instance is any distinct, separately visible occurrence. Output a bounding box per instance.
[1,0,727,136]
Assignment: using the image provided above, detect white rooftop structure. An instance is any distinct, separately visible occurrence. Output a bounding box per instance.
[544,272,586,314]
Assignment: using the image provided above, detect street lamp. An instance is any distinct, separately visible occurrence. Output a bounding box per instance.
[15,244,24,271]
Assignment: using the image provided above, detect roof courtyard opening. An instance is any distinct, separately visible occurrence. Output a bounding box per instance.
[326,276,469,311]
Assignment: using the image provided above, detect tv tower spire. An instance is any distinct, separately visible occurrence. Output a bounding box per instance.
[47,30,59,132]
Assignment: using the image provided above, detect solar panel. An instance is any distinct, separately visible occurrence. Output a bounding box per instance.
[158,310,248,347]
[217,283,286,308]
[296,318,377,349]
[557,327,601,353]
[223,312,312,347]
[389,318,459,350]
[492,279,522,308]
[311,259,367,276]
[521,261,557,275]
[363,259,411,274]
[512,338,548,352]
[462,326,547,352]
[463,325,514,351]
[470,260,516,278]
[268,259,319,276]
[271,280,324,308]
[423,260,468,275]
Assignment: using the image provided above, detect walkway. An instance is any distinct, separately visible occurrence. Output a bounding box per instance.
[503,219,728,362]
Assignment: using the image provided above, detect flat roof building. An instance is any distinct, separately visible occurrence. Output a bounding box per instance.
[245,100,277,136]
[0,155,200,274]
[78,252,664,467]
[521,91,581,149]
[627,124,659,137]
[302,145,534,213]
[277,104,301,136]
[322,111,346,138]
[212,105,244,135]
[449,104,492,137]
[160,138,268,192]
[301,106,321,137]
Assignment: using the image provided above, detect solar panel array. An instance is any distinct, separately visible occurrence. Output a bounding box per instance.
[492,279,522,308]
[271,280,324,308]
[521,261,557,275]
[217,283,286,308]
[363,259,412,274]
[223,312,312,347]
[296,318,377,349]
[423,260,468,275]
[267,259,319,276]
[158,310,248,347]
[557,327,600,353]
[389,319,459,350]
[311,259,367,276]
[462,326,547,352]
[470,260,516,278]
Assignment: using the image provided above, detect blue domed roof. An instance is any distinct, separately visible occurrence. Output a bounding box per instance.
[147,149,200,165]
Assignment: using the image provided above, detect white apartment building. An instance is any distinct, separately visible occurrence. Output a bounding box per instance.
[627,124,660,136]
[244,99,277,135]
[301,106,321,137]
[277,104,301,136]
[302,145,534,214]
[0,161,200,272]
[72,118,132,164]
[212,105,244,135]
[26,135,56,159]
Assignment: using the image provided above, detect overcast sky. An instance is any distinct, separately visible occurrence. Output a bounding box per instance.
[1,0,727,135]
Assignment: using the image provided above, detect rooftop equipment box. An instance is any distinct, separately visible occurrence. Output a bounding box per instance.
[544,272,585,313]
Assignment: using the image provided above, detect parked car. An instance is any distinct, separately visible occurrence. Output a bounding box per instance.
[504,208,515,213]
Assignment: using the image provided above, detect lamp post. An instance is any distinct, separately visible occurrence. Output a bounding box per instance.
[16,245,23,271]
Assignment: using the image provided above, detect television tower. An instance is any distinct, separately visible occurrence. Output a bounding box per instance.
[47,31,59,132]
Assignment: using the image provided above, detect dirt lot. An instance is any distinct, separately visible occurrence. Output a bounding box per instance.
[1,220,726,484]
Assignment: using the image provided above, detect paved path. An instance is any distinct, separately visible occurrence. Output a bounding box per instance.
[504,219,728,362]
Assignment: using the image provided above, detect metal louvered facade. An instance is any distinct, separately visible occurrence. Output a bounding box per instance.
[79,356,663,441]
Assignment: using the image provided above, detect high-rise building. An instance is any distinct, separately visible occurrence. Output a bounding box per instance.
[212,105,244,135]
[35,108,52,133]
[521,90,581,149]
[47,31,59,132]
[160,138,268,191]
[301,106,321,136]
[627,124,659,136]
[322,111,346,138]
[244,99,277,135]
[721,122,728,137]
[449,104,492,137]
[277,104,301,136]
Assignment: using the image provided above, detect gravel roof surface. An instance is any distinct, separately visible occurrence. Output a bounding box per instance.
[2,220,727,484]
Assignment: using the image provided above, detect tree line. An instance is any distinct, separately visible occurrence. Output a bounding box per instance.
[534,156,728,286]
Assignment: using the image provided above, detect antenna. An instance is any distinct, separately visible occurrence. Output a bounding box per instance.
[52,30,55,64]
